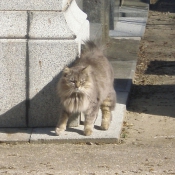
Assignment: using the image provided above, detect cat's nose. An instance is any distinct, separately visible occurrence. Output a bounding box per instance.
[75,82,80,88]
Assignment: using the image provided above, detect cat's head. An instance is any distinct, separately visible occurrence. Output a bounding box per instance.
[58,66,92,96]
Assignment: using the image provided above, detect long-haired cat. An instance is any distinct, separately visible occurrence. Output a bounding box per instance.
[55,41,116,136]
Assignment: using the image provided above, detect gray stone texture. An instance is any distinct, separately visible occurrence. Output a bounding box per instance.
[122,0,149,8]
[0,39,26,127]
[107,38,140,61]
[110,0,149,39]
[29,11,75,39]
[0,0,62,10]
[0,0,88,128]
[0,128,32,143]
[28,40,78,127]
[112,17,147,37]
[83,0,110,42]
[0,11,27,38]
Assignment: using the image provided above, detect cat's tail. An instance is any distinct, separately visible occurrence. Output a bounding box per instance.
[81,40,106,55]
[81,40,98,52]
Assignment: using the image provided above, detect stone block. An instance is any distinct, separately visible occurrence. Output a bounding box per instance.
[112,17,147,37]
[122,0,149,8]
[0,39,26,127]
[28,40,78,127]
[0,11,27,38]
[89,23,102,40]
[29,11,75,39]
[107,38,140,61]
[0,0,62,10]
[0,128,32,143]
[119,6,149,18]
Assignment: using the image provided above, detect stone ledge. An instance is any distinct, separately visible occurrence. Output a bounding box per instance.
[111,17,147,37]
[29,11,75,39]
[0,0,62,11]
[0,11,27,38]
[0,128,32,143]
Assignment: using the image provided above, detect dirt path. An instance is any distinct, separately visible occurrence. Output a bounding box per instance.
[122,3,175,146]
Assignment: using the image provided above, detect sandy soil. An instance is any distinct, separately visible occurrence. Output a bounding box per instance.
[122,5,175,146]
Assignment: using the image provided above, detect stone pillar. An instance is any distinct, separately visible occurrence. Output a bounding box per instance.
[83,0,110,42]
[0,0,89,127]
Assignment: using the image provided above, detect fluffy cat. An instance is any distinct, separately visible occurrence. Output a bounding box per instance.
[55,41,116,136]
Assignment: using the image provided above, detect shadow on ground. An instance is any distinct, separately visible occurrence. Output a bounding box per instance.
[150,0,175,13]
[145,61,175,75]
[127,84,175,118]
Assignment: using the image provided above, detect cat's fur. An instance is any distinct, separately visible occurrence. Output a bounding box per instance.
[55,41,116,136]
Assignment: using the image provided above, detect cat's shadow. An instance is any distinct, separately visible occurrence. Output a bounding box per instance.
[66,125,102,135]
[80,121,102,130]
[48,124,102,136]
[65,127,84,135]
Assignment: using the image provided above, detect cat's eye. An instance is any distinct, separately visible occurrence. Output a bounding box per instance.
[80,80,85,84]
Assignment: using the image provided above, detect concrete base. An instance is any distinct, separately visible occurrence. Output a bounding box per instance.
[0,128,32,143]
[30,101,126,144]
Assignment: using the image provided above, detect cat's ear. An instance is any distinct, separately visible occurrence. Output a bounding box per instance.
[63,67,70,77]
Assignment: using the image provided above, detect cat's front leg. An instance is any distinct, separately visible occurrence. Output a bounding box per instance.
[55,110,69,135]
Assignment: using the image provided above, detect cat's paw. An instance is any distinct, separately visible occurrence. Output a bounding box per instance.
[84,129,92,136]
[55,127,65,136]
[100,123,110,130]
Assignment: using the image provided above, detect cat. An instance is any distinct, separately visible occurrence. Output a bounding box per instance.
[55,41,116,136]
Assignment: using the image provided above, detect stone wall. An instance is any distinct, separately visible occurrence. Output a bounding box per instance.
[0,0,89,127]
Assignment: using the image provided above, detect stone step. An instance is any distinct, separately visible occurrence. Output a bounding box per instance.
[111,0,149,38]
[110,17,147,37]
[107,37,140,61]
[119,6,149,18]
[121,0,149,8]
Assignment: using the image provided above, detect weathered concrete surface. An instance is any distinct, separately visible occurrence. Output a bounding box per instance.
[107,38,140,61]
[0,128,32,143]
[111,17,147,37]
[0,39,26,127]
[28,12,75,39]
[0,11,27,38]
